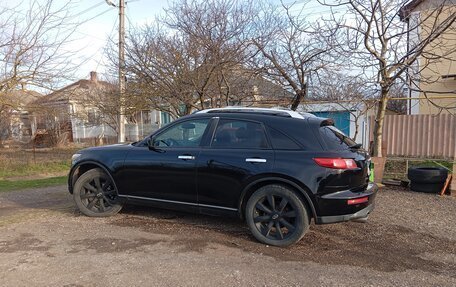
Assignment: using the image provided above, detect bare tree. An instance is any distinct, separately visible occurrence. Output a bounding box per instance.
[79,82,150,135]
[0,104,12,146]
[165,0,257,109]
[0,0,77,144]
[319,0,456,156]
[117,0,257,118]
[122,26,205,118]
[0,0,76,95]
[311,71,377,141]
[386,81,408,114]
[251,1,340,110]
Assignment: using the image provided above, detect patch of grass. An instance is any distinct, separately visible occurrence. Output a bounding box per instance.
[0,161,70,179]
[0,148,78,179]
[384,158,454,180]
[0,176,67,192]
[408,160,454,171]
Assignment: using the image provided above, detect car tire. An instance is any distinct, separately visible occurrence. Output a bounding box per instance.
[407,167,448,183]
[245,185,309,247]
[410,181,444,193]
[73,168,123,217]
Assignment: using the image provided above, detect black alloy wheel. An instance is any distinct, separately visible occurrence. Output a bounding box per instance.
[73,168,123,217]
[246,185,309,247]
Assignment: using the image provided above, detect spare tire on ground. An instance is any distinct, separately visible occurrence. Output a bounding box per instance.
[407,167,448,193]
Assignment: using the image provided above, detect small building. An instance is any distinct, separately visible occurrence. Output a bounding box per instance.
[298,101,399,148]
[400,0,456,115]
[31,72,167,145]
[297,102,372,147]
[0,88,42,144]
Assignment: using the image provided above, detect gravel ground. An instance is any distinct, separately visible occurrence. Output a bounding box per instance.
[0,185,455,287]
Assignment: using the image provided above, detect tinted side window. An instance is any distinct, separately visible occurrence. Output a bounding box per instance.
[320,126,356,150]
[211,119,269,149]
[266,126,301,150]
[267,118,322,151]
[154,119,210,148]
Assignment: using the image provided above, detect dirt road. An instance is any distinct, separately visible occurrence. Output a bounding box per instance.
[0,186,455,286]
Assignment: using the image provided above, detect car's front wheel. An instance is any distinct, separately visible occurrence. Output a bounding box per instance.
[73,168,123,217]
[245,185,309,247]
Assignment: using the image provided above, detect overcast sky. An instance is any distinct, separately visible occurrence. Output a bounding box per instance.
[70,0,168,81]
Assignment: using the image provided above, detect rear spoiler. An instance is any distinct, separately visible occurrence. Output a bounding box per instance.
[320,118,335,127]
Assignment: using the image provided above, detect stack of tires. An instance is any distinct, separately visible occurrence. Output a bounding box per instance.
[407,167,448,193]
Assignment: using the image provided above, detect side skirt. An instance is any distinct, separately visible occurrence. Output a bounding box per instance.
[118,195,239,217]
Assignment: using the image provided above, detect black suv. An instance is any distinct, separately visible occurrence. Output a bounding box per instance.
[69,107,377,246]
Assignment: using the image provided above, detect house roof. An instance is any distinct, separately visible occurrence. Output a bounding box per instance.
[34,72,115,106]
[2,89,43,110]
[6,89,43,108]
[399,0,425,20]
[399,0,456,20]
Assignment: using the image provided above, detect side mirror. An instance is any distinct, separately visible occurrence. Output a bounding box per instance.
[147,137,165,153]
[147,137,158,151]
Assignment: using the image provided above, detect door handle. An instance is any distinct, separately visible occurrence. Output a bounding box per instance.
[245,158,267,163]
[178,155,195,160]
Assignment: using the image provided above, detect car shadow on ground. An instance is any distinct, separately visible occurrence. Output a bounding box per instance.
[2,186,456,277]
[114,203,456,277]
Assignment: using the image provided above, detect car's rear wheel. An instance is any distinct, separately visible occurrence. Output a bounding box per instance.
[73,168,123,217]
[245,185,309,247]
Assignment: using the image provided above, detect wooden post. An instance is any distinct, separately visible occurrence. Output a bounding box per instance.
[451,162,456,196]
[440,175,452,196]
[405,159,408,179]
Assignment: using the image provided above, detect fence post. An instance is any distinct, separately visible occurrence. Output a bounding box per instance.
[451,162,456,196]
[405,159,409,179]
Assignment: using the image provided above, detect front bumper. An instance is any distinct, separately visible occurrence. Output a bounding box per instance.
[314,183,378,224]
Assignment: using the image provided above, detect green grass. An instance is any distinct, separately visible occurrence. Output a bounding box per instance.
[384,158,454,180]
[0,148,77,180]
[0,161,70,179]
[0,147,78,192]
[0,176,67,192]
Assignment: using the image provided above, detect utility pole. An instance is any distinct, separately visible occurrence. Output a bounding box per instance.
[118,0,126,143]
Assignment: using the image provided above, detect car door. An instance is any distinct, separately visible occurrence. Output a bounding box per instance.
[118,118,212,207]
[196,118,274,212]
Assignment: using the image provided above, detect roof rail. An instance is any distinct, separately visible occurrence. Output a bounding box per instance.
[196,106,315,119]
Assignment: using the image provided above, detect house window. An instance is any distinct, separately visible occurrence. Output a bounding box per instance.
[87,110,100,125]
[141,110,151,124]
[160,111,171,125]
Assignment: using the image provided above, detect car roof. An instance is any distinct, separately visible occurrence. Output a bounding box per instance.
[195,106,316,119]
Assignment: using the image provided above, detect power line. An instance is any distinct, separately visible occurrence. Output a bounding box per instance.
[70,1,106,19]
[79,8,113,24]
[95,15,119,72]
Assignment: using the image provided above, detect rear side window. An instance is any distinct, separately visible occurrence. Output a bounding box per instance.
[320,125,356,150]
[212,119,269,149]
[266,126,301,150]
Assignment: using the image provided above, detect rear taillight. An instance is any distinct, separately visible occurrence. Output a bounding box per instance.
[313,158,357,170]
[347,197,369,205]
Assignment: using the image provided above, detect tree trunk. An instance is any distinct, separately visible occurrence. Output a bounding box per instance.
[372,87,389,157]
[185,104,192,115]
[352,114,359,142]
[290,89,306,111]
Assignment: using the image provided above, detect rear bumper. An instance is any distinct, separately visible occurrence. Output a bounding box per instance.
[315,202,375,224]
[314,183,377,224]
